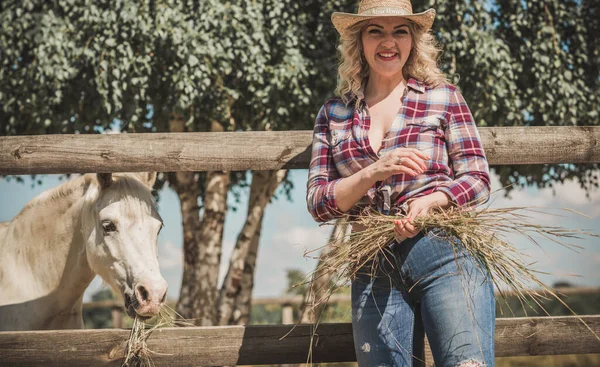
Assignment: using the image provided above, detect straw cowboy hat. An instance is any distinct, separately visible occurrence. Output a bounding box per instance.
[332,0,436,35]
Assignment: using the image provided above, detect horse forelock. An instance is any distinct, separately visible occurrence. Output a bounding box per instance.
[90,174,161,223]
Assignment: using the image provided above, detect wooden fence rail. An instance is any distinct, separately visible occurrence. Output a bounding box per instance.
[1,126,599,174]
[0,316,599,366]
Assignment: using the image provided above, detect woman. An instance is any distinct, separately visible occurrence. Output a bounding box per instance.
[306,0,494,366]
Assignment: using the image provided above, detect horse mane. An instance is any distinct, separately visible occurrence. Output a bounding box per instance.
[12,175,94,222]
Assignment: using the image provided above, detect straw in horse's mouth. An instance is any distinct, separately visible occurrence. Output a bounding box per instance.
[125,293,160,321]
[124,293,150,320]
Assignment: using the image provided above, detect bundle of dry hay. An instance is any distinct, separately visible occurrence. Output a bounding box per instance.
[301,205,599,335]
[121,306,184,367]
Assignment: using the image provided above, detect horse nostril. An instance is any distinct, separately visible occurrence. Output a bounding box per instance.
[136,284,150,303]
[160,290,167,303]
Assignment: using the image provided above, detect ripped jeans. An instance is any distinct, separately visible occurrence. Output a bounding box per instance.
[351,231,495,367]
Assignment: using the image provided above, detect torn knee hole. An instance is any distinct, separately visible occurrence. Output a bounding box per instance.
[456,359,484,367]
[360,342,371,353]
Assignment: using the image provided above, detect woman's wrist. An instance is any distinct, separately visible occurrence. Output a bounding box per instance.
[425,191,451,209]
[361,165,381,185]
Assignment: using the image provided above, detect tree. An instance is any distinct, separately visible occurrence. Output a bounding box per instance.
[82,289,115,329]
[415,0,600,193]
[217,170,287,326]
[2,0,598,327]
[0,0,360,326]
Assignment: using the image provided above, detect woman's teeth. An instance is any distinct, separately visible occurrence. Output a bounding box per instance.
[378,52,397,59]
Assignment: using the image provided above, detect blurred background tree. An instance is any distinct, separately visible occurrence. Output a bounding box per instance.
[82,289,115,329]
[416,0,600,193]
[2,0,598,327]
[0,0,355,326]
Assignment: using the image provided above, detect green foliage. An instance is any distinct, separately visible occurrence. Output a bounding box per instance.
[1,0,598,189]
[411,0,600,193]
[497,287,600,318]
[0,0,355,135]
[249,304,284,325]
[82,288,115,329]
[285,268,307,295]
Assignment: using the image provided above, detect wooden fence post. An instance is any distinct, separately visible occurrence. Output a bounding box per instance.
[282,303,294,325]
[111,307,123,329]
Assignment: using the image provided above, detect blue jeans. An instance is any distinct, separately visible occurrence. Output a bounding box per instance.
[351,231,495,367]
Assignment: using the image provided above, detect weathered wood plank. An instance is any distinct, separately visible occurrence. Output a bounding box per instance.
[0,127,598,175]
[0,316,598,366]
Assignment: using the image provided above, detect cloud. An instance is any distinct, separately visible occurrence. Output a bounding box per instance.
[271,225,332,253]
[488,173,600,216]
[241,225,332,297]
[158,240,183,270]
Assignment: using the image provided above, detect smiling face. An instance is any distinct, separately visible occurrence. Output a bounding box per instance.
[360,17,413,81]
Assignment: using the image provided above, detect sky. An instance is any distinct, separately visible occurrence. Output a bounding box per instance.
[0,169,599,303]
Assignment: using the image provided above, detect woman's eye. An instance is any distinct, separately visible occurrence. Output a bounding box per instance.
[101,221,117,233]
[395,30,408,35]
[368,29,382,35]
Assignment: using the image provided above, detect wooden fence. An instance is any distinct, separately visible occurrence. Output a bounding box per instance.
[1,316,599,366]
[1,127,599,174]
[1,127,599,366]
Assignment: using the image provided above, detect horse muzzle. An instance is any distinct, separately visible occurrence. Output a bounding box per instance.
[125,279,168,318]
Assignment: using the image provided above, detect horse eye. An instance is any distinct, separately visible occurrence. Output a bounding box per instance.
[101,221,117,233]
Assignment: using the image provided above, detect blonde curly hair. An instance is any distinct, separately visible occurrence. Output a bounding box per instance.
[336,19,448,104]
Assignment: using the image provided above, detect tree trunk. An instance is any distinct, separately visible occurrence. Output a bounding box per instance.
[217,170,287,326]
[228,215,262,326]
[176,120,230,326]
[167,112,201,321]
[298,219,350,324]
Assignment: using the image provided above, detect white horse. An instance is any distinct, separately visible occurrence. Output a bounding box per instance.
[0,172,168,330]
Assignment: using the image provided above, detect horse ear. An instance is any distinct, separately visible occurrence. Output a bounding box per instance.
[97,173,113,190]
[136,172,157,189]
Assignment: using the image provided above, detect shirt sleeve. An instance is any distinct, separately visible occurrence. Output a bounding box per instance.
[306,104,344,222]
[434,88,491,207]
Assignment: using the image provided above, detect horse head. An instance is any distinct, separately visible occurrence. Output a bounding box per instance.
[85,172,168,319]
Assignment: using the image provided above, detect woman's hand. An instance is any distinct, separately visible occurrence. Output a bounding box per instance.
[367,148,430,182]
[394,192,452,239]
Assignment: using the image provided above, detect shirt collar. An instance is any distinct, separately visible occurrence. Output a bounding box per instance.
[407,78,425,93]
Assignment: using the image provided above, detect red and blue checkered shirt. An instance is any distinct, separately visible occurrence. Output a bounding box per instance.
[307,78,491,222]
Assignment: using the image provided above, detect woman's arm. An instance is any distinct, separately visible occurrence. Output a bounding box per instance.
[307,104,429,222]
[434,88,491,207]
[396,87,490,238]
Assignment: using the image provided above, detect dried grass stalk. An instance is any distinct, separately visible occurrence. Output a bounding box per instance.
[301,205,600,339]
[121,306,183,367]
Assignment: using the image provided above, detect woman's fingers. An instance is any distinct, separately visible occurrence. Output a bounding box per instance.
[402,218,419,235]
[394,149,429,173]
[394,219,419,238]
[410,148,430,161]
[396,156,425,175]
[376,148,430,180]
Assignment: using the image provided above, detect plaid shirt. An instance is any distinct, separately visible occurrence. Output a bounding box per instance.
[306,78,491,222]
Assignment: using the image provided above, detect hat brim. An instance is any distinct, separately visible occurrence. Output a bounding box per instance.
[332,8,436,35]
